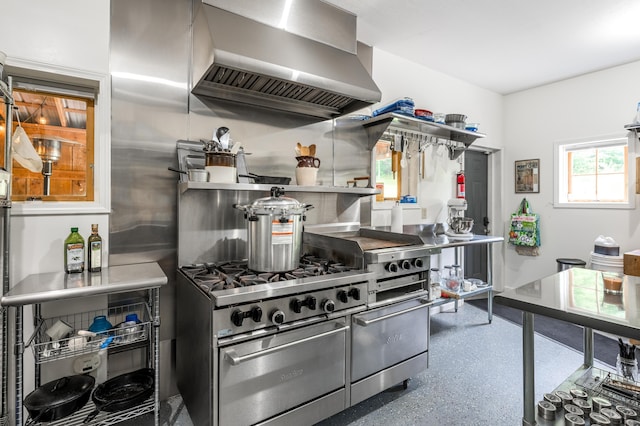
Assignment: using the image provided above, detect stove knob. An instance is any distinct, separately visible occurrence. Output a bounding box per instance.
[413,258,424,268]
[291,298,303,313]
[231,310,244,327]
[306,296,317,310]
[348,287,361,300]
[386,262,398,273]
[251,306,263,323]
[322,299,335,313]
[271,310,286,325]
[400,260,412,270]
[337,290,348,303]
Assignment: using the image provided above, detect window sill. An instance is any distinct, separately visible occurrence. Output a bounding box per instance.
[553,201,634,210]
[10,201,110,216]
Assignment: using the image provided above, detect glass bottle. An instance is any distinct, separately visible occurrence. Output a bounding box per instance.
[634,101,640,125]
[88,223,102,272]
[64,227,85,273]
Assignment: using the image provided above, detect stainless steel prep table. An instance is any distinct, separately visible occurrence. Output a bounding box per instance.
[1,262,167,426]
[494,268,640,426]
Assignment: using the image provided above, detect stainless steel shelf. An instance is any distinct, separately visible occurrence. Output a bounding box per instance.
[179,181,379,196]
[1,263,168,307]
[341,113,486,155]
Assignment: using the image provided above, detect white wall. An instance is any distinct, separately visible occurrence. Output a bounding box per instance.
[503,60,640,286]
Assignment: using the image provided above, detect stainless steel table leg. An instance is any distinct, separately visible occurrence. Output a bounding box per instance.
[454,299,459,312]
[523,311,536,426]
[583,327,594,367]
[487,289,493,323]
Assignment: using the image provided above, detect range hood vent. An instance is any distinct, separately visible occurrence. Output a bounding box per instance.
[192,2,381,120]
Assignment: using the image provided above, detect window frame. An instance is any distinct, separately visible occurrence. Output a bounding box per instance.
[4,59,110,215]
[553,133,635,209]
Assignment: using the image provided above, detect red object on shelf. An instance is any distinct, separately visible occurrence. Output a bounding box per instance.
[456,171,465,199]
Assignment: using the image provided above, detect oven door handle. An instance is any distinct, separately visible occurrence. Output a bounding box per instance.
[354,299,429,326]
[223,325,349,366]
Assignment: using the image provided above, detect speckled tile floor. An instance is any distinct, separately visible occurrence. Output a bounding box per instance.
[148,302,613,425]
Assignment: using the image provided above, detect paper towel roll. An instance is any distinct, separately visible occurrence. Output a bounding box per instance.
[391,203,403,233]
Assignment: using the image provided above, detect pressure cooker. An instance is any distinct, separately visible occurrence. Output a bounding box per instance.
[234,187,313,272]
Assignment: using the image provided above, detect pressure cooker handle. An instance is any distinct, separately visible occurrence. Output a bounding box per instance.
[353,299,429,326]
[223,325,348,366]
[270,186,285,198]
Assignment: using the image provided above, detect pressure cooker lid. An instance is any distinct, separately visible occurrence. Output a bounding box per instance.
[248,187,308,212]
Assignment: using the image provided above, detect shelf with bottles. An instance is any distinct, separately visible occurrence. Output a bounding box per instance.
[30,302,150,364]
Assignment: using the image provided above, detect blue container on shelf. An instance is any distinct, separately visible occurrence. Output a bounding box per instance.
[372,97,415,117]
[88,315,113,334]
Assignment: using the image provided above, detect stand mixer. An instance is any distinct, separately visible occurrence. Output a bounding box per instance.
[446,199,474,239]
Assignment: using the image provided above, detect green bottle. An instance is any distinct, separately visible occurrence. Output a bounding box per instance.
[88,224,102,272]
[64,227,85,273]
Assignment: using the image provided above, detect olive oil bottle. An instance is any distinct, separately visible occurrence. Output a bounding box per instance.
[64,227,85,273]
[88,224,102,272]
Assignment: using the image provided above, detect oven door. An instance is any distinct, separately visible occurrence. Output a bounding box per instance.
[218,318,347,426]
[350,297,429,403]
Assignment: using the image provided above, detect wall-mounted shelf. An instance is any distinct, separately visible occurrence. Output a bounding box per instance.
[179,181,379,197]
[343,113,486,159]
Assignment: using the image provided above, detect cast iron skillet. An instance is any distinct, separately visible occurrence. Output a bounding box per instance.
[83,368,154,423]
[239,173,291,185]
[24,374,95,425]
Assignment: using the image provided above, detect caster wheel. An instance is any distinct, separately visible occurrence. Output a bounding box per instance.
[402,379,409,390]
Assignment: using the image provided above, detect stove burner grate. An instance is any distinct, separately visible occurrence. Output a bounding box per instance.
[181,255,353,294]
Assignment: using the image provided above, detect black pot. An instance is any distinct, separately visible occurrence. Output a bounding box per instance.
[84,368,154,423]
[24,374,95,424]
[239,173,291,185]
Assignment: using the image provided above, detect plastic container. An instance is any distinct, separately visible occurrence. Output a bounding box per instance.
[88,315,113,334]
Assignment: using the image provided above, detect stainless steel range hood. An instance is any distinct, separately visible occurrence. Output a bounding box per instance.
[192,1,381,119]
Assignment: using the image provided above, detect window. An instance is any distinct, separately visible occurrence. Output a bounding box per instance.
[0,60,109,214]
[554,135,634,208]
[3,88,94,201]
[375,139,401,200]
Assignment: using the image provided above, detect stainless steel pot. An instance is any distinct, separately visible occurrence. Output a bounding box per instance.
[168,167,209,182]
[234,187,313,272]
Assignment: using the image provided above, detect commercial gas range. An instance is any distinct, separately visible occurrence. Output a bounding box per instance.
[177,225,440,425]
[176,254,374,426]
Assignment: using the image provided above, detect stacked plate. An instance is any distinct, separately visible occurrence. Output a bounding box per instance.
[589,251,623,274]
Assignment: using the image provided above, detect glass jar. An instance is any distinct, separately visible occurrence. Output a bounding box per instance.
[429,268,441,287]
[445,265,460,292]
[617,354,638,381]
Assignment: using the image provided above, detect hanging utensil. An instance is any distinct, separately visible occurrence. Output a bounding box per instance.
[400,135,407,167]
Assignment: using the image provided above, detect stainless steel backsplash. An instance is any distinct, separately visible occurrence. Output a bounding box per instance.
[111,0,372,398]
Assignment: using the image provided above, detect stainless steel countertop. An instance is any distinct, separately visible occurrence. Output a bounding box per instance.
[495,268,640,340]
[1,262,168,307]
[367,225,504,248]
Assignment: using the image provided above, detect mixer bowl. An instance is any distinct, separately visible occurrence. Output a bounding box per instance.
[449,217,474,234]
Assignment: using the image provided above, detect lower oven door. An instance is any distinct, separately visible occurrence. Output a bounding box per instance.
[351,298,429,383]
[218,318,347,426]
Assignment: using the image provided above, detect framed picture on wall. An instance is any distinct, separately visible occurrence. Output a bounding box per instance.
[515,159,540,193]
